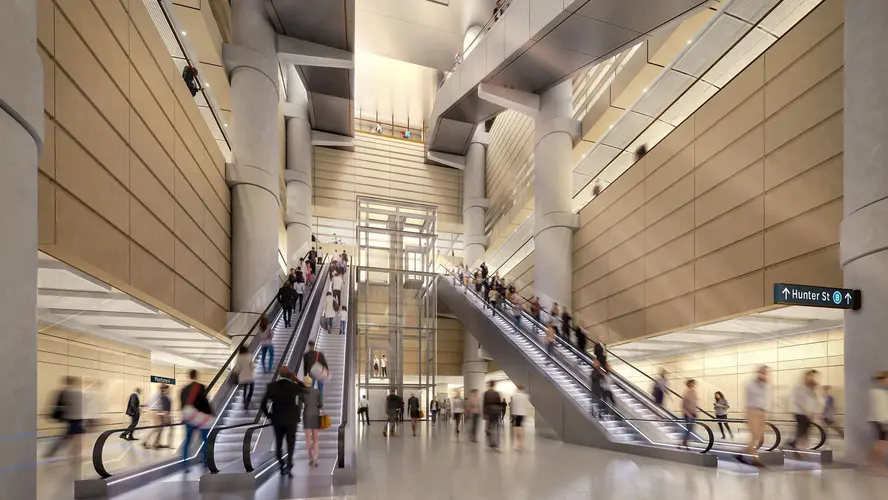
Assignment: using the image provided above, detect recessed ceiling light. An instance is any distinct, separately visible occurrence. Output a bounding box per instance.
[687,39,692,45]
[223,124,228,127]
[204,83,210,87]
[642,87,648,93]
[182,31,187,36]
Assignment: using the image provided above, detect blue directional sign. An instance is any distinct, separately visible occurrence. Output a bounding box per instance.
[773,283,861,310]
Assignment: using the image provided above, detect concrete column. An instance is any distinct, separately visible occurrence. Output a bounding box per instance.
[285,65,312,266]
[462,136,489,399]
[533,81,575,309]
[0,0,41,496]
[228,0,281,313]
[842,0,888,462]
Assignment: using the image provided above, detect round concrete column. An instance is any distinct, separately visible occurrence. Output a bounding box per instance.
[842,0,888,461]
[229,0,281,312]
[285,66,313,266]
[533,81,574,310]
[0,0,41,495]
[462,138,489,399]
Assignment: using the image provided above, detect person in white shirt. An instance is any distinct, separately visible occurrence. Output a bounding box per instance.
[331,271,343,304]
[867,371,888,473]
[373,355,380,377]
[381,354,388,377]
[322,292,336,332]
[294,280,306,310]
[339,306,348,335]
[744,365,770,466]
[233,346,255,411]
[511,385,531,451]
[358,395,370,425]
[787,369,820,451]
[452,392,465,437]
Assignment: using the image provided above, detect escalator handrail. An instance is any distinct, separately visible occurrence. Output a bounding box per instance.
[206,257,330,473]
[620,418,716,454]
[337,263,355,469]
[89,278,285,479]
[439,268,632,426]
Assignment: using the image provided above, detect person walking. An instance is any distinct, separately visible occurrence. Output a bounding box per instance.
[278,282,296,328]
[743,365,770,466]
[307,247,318,274]
[339,306,348,335]
[302,340,329,397]
[866,371,888,473]
[322,292,336,332]
[444,398,452,424]
[576,321,588,354]
[453,392,465,437]
[294,279,306,311]
[484,381,503,449]
[652,368,669,407]
[300,375,323,468]
[430,398,440,425]
[511,385,530,451]
[358,395,370,425]
[545,321,556,358]
[560,306,572,341]
[234,346,255,411]
[500,398,507,423]
[594,335,608,367]
[380,354,388,378]
[511,292,523,326]
[714,391,733,439]
[383,390,401,437]
[550,303,560,330]
[261,367,307,475]
[120,387,141,441]
[480,262,488,280]
[373,355,380,378]
[408,393,421,436]
[590,360,605,417]
[530,297,541,324]
[821,385,843,438]
[181,370,213,469]
[331,270,343,304]
[600,364,617,413]
[257,315,274,373]
[46,376,85,458]
[787,369,820,452]
[680,379,698,449]
[143,384,172,449]
[466,389,481,442]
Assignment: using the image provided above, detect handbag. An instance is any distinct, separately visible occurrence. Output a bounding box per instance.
[309,352,329,382]
[181,383,214,429]
[419,410,425,418]
[320,413,331,430]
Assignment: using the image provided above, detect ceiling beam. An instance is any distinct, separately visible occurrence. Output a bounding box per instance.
[277,34,354,69]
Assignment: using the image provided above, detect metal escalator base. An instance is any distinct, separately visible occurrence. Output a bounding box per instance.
[438,277,716,467]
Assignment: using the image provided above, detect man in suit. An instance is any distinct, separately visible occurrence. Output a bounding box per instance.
[261,367,308,476]
[120,388,141,441]
[277,282,297,327]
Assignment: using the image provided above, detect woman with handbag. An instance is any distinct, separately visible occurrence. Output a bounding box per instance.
[233,346,255,411]
[301,376,324,467]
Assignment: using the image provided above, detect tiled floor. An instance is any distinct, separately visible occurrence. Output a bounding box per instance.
[36,420,887,499]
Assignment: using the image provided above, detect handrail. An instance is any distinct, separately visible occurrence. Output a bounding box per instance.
[90,282,283,478]
[337,263,355,468]
[206,256,330,473]
[620,418,716,454]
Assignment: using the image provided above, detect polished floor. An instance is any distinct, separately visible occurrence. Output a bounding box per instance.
[36,420,887,499]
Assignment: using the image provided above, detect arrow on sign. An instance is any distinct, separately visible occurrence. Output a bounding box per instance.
[845,293,852,304]
[782,288,790,299]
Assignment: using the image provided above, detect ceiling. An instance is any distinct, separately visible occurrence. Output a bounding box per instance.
[608,306,845,361]
[354,52,439,127]
[37,252,230,369]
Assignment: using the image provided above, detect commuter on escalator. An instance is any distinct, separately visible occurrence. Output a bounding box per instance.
[301,375,323,468]
[489,286,499,314]
[550,303,560,332]
[530,296,541,324]
[480,262,488,280]
[339,306,348,335]
[590,360,605,418]
[821,386,843,438]
[866,371,888,474]
[260,367,308,475]
[742,365,770,467]
[181,370,213,470]
[652,368,669,407]
[307,247,318,274]
[545,321,556,359]
[483,381,503,449]
[234,346,255,411]
[680,379,698,449]
[257,315,274,374]
[322,292,336,332]
[594,335,608,367]
[575,321,588,354]
[787,369,820,453]
[511,292,523,326]
[294,279,306,311]
[560,307,572,342]
[474,272,482,294]
[277,282,297,328]
[302,340,329,397]
[713,391,733,439]
[600,363,616,415]
[144,384,172,449]
[331,270,343,304]
[120,387,141,441]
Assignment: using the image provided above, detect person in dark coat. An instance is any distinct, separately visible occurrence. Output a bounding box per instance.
[261,367,308,476]
[277,283,297,327]
[590,360,605,417]
[302,341,329,396]
[576,322,588,354]
[594,336,608,367]
[120,388,141,440]
[180,370,213,467]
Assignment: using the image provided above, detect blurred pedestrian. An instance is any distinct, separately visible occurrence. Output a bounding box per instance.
[576,321,588,354]
[383,390,401,437]
[373,355,380,378]
[484,381,503,449]
[467,389,481,442]
[530,296,541,324]
[652,368,668,406]
[453,391,464,437]
[594,335,608,366]
[261,367,307,475]
[408,393,421,436]
[257,315,274,373]
[787,369,820,451]
[560,306,572,341]
[234,346,255,411]
[511,385,530,451]
[430,398,440,425]
[181,370,213,469]
[865,371,888,473]
[743,365,770,466]
[680,379,698,449]
[821,385,843,438]
[545,320,556,358]
[46,376,84,458]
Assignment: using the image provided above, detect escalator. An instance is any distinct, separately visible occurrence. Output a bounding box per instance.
[438,273,716,466]
[199,264,357,493]
[75,258,331,499]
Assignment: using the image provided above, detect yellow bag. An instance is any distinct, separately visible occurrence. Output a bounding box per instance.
[320,413,331,429]
[419,411,425,418]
